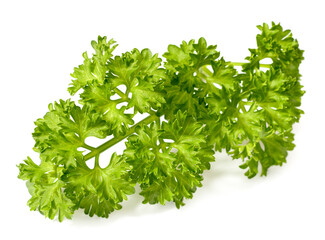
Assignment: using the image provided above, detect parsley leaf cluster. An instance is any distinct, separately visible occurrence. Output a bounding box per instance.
[18,22,304,221]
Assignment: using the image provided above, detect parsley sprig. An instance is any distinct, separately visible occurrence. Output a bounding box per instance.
[18,22,304,221]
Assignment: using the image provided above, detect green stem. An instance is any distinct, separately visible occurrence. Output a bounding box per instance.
[82,143,95,151]
[200,62,271,78]
[84,114,159,161]
[112,98,128,104]
[228,62,271,68]
[114,87,128,100]
[94,154,100,168]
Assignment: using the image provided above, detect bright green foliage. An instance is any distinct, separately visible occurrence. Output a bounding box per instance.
[161,37,220,120]
[69,36,118,95]
[80,81,134,135]
[73,43,166,135]
[18,157,75,221]
[32,99,108,168]
[64,153,135,218]
[106,48,166,114]
[18,22,304,221]
[243,22,304,78]
[18,98,135,221]
[124,111,214,208]
[202,22,304,178]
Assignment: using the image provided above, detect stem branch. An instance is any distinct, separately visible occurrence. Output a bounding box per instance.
[82,143,96,151]
[84,114,159,161]
[200,62,271,78]
[114,88,128,100]
[94,154,100,168]
[228,62,271,68]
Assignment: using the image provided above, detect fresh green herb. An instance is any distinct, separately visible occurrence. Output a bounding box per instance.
[18,22,304,221]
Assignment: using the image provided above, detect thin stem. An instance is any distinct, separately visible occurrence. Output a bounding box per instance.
[84,114,159,161]
[112,98,128,104]
[200,62,271,78]
[227,62,247,67]
[227,62,271,68]
[260,63,272,68]
[199,62,271,78]
[94,154,100,168]
[114,87,128,100]
[82,143,96,151]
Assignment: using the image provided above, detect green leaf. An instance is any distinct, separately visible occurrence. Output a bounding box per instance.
[239,130,295,178]
[164,37,219,72]
[78,48,165,129]
[128,79,166,113]
[162,84,207,120]
[28,181,75,222]
[64,153,135,218]
[124,111,214,207]
[243,22,304,78]
[205,58,238,91]
[107,48,166,113]
[79,80,134,135]
[18,157,59,183]
[163,40,194,71]
[18,157,74,222]
[33,99,108,167]
[163,38,219,92]
[69,36,117,95]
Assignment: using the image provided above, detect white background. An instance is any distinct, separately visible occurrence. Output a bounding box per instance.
[1,0,324,239]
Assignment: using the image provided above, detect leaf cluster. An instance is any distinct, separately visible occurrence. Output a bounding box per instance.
[18,23,304,221]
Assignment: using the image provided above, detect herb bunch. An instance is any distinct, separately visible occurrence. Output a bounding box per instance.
[18,22,304,221]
